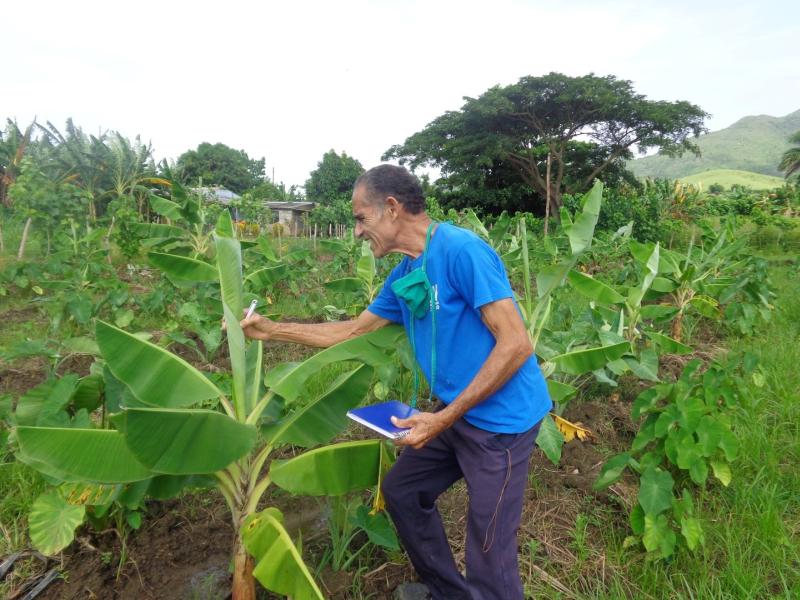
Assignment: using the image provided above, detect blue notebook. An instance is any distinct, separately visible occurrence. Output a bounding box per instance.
[347,400,419,439]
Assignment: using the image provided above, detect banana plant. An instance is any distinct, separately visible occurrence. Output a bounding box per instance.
[323,240,380,315]
[513,181,633,462]
[12,212,404,600]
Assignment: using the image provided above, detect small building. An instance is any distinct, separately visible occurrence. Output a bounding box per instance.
[193,186,243,220]
[265,201,315,235]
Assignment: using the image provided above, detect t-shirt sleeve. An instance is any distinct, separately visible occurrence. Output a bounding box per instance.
[366,261,405,323]
[450,240,514,310]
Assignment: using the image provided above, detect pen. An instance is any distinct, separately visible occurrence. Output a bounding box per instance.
[245,299,258,319]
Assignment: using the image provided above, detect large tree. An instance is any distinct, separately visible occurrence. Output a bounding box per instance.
[304,149,364,205]
[176,142,265,194]
[779,131,800,181]
[384,72,708,215]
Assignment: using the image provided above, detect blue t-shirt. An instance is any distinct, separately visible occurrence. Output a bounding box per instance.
[367,223,552,433]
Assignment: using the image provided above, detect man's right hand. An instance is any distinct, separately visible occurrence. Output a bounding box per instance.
[239,312,276,341]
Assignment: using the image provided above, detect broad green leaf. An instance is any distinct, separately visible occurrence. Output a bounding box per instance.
[710,459,732,486]
[148,252,218,282]
[16,375,78,427]
[29,492,85,555]
[536,260,573,298]
[680,516,704,550]
[638,467,674,515]
[643,513,676,558]
[132,223,184,239]
[677,396,705,432]
[60,482,118,506]
[650,277,676,293]
[215,210,235,237]
[223,303,247,419]
[594,453,631,489]
[269,327,403,403]
[718,428,739,461]
[639,304,679,321]
[149,195,183,220]
[696,416,723,457]
[567,270,624,304]
[122,408,257,475]
[270,440,382,496]
[630,504,645,535]
[552,342,630,375]
[324,277,364,294]
[535,414,564,465]
[353,504,399,550]
[689,295,720,318]
[463,209,490,240]
[16,427,152,483]
[564,181,602,255]
[689,458,709,485]
[264,365,373,448]
[243,509,324,600]
[63,336,100,355]
[546,380,577,405]
[72,374,104,412]
[97,320,222,408]
[628,243,660,308]
[215,234,243,316]
[357,241,376,288]
[246,264,288,288]
[645,331,693,355]
[245,339,263,417]
[623,349,660,382]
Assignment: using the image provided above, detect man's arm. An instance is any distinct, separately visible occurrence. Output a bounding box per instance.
[240,308,391,348]
[393,298,533,448]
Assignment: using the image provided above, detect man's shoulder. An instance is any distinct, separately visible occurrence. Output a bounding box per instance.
[438,222,489,254]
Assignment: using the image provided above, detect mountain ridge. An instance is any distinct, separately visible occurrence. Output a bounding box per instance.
[628,108,800,180]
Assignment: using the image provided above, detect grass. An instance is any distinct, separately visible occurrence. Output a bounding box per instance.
[680,169,787,190]
[591,264,800,599]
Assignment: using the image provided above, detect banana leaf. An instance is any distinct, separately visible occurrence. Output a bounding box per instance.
[216,210,236,237]
[270,439,382,496]
[148,195,183,221]
[243,509,324,600]
[131,223,184,239]
[16,427,152,483]
[245,264,288,288]
[148,252,218,282]
[263,365,373,448]
[268,327,403,403]
[567,270,625,304]
[245,339,263,417]
[357,241,376,288]
[535,414,564,464]
[563,181,602,255]
[645,331,693,355]
[546,379,578,405]
[552,341,631,375]
[122,408,257,475]
[223,303,247,419]
[324,277,364,294]
[96,321,223,408]
[215,234,243,316]
[536,260,573,298]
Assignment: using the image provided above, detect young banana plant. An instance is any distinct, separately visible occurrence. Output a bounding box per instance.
[14,212,403,599]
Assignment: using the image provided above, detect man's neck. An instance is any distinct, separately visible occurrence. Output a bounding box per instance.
[394,214,435,259]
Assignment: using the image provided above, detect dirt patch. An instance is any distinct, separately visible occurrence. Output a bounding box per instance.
[0,356,49,399]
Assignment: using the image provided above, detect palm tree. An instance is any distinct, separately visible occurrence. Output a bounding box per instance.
[779,131,800,180]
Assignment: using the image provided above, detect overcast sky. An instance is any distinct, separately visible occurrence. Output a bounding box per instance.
[4,0,799,188]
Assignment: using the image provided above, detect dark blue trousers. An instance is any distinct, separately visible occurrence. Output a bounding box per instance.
[382,416,540,600]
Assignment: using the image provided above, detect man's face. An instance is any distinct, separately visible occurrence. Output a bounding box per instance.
[352,184,395,258]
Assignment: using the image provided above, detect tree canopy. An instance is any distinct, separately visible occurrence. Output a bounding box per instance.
[304,149,364,205]
[384,72,708,215]
[175,142,265,194]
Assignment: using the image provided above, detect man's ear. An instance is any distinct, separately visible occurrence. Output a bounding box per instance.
[385,196,401,218]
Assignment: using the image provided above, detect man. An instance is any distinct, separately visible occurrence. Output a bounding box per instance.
[240,164,552,600]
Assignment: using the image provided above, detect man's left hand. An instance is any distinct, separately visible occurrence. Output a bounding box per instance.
[391,412,450,449]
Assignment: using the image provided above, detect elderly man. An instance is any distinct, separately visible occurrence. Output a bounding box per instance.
[240,164,552,600]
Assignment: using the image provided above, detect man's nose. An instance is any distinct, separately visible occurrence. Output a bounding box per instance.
[354,222,363,238]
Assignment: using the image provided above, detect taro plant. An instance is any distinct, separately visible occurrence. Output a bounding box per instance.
[12,212,405,599]
[593,357,748,559]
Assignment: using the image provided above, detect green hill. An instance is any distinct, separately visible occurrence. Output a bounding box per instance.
[679,169,786,190]
[629,108,800,180]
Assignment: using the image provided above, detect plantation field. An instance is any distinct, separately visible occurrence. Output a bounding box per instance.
[1,178,799,599]
[680,169,786,190]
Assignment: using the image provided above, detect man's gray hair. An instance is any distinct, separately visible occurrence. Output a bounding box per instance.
[354,164,425,215]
